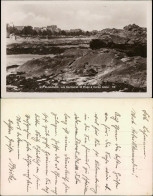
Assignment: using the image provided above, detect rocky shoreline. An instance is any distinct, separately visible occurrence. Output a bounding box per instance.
[7,73,146,92]
[6,24,147,92]
[7,38,91,55]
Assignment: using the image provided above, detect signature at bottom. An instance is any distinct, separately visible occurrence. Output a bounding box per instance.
[8,158,16,183]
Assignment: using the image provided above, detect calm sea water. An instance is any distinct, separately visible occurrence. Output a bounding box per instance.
[7,54,55,67]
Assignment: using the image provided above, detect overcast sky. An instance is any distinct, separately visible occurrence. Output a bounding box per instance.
[3,1,147,31]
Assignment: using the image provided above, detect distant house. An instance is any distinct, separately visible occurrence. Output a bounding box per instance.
[10,33,16,40]
[47,25,57,31]
[41,27,47,32]
[33,27,41,32]
[55,28,61,33]
[47,25,61,33]
[14,26,24,31]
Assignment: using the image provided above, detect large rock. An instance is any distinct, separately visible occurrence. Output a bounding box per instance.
[69,49,146,88]
[90,24,146,57]
[16,48,89,78]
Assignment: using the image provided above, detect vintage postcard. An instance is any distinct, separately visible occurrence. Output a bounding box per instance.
[1,0,152,97]
[1,98,152,195]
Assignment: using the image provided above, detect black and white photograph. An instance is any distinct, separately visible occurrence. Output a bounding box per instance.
[1,0,152,97]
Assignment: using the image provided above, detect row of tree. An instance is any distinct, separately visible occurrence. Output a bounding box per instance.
[7,25,97,37]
